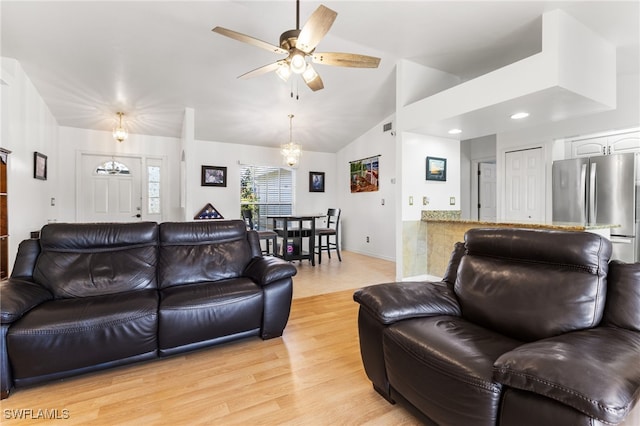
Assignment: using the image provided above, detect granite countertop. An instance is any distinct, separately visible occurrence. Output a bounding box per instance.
[420,210,618,231]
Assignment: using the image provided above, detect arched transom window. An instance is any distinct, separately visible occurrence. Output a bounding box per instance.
[96,160,130,175]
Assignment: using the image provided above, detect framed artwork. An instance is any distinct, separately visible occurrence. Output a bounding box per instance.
[34,152,47,180]
[426,156,447,181]
[309,171,325,192]
[201,165,227,187]
[350,155,380,193]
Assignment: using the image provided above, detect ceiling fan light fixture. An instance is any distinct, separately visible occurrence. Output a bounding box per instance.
[112,112,128,143]
[290,52,307,74]
[302,65,319,83]
[276,63,291,82]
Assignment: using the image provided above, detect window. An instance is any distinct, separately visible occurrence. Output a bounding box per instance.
[147,165,161,215]
[95,160,130,175]
[240,165,293,229]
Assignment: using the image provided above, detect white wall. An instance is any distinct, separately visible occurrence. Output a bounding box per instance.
[401,132,461,221]
[1,58,58,269]
[188,140,337,222]
[337,115,396,261]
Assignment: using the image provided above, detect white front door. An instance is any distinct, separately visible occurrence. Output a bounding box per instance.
[478,162,497,221]
[79,154,142,222]
[504,147,545,222]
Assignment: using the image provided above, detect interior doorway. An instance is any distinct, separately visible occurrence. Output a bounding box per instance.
[470,157,496,221]
[77,153,142,222]
[478,162,497,221]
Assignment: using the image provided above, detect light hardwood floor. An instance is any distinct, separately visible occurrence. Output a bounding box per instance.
[291,250,396,299]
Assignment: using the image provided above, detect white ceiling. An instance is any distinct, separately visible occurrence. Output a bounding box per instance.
[2,1,638,153]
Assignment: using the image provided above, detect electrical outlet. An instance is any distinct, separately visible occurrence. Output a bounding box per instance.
[423,196,428,205]
[366,236,370,243]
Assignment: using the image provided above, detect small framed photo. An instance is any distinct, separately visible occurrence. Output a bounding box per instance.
[34,152,47,180]
[201,165,227,187]
[426,156,447,181]
[309,171,325,192]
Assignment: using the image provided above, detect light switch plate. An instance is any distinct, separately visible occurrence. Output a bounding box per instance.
[449,197,455,205]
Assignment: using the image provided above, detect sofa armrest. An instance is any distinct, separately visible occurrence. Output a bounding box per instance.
[0,278,53,324]
[244,256,298,286]
[353,281,461,325]
[493,327,640,425]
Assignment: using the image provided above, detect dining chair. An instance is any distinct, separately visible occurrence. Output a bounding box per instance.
[241,210,277,256]
[315,208,342,264]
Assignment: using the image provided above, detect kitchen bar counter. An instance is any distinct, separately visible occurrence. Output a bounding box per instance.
[422,210,618,277]
[422,217,616,231]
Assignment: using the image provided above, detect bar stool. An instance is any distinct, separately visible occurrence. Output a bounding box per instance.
[314,208,342,264]
[241,210,277,256]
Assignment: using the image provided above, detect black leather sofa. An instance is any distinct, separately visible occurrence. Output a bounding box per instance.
[0,220,297,399]
[354,228,640,426]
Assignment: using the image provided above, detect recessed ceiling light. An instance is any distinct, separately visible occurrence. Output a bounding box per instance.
[448,128,462,135]
[511,112,530,120]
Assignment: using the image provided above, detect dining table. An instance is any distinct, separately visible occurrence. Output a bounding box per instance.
[267,214,324,266]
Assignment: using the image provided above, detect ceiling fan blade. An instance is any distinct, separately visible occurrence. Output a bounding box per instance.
[212,26,288,55]
[296,5,337,53]
[313,52,381,68]
[238,61,284,80]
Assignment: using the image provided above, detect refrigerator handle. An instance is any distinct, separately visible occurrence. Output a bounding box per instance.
[580,164,587,222]
[589,163,597,223]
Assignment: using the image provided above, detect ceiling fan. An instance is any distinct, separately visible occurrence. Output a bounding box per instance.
[212,0,381,92]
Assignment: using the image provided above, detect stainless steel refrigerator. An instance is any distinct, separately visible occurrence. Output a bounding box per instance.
[552,152,637,262]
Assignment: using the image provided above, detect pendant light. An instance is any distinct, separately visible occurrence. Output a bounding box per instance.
[281,114,301,168]
[112,112,128,143]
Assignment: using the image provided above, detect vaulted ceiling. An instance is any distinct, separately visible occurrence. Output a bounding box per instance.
[2,1,638,152]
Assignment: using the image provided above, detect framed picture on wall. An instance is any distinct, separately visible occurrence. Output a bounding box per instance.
[426,156,447,181]
[34,152,47,180]
[309,171,325,192]
[201,165,227,187]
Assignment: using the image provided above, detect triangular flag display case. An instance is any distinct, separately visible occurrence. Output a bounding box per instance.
[194,203,224,220]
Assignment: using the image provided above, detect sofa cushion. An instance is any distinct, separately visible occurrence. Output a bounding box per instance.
[158,278,263,352]
[158,220,253,289]
[7,290,158,380]
[456,228,611,341]
[384,316,522,426]
[33,222,159,298]
[493,327,640,424]
[603,260,640,331]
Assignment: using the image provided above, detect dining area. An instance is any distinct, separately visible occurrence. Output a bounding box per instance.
[242,208,342,266]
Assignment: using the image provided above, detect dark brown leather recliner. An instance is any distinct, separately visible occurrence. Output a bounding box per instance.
[354,228,640,425]
[0,220,297,399]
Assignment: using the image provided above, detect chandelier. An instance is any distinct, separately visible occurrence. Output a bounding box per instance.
[281,114,302,168]
[112,112,128,143]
